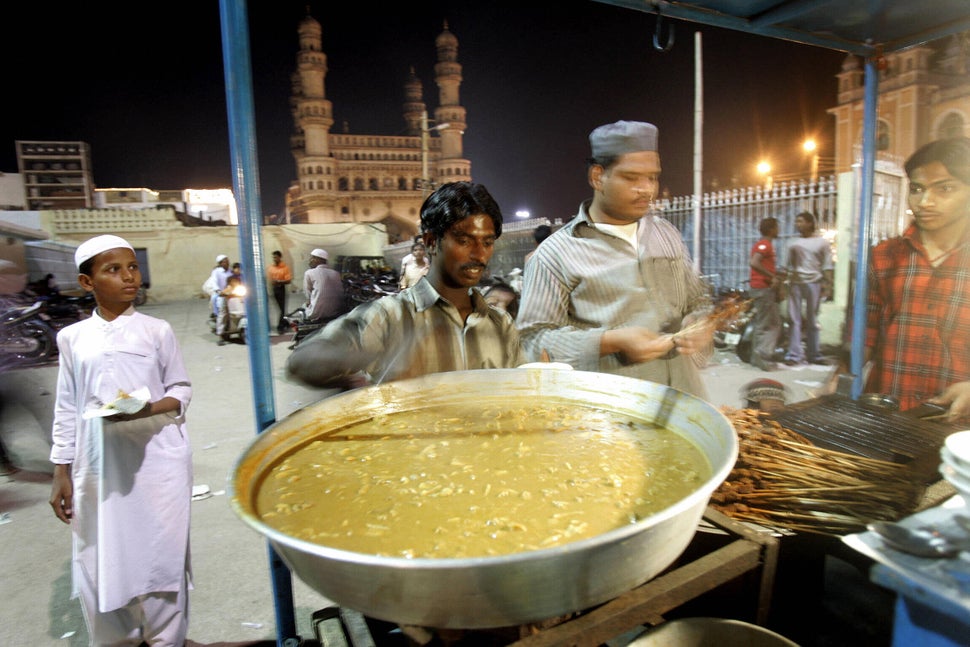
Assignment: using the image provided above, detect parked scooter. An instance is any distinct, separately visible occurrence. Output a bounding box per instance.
[284,307,329,350]
[0,300,57,366]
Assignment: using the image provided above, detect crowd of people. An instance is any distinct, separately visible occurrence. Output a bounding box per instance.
[24,122,970,644]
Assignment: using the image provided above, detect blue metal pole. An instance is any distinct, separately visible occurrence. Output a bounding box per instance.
[850,57,879,399]
[218,1,298,645]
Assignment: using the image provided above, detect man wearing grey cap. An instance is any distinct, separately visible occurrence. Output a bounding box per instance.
[516,120,714,397]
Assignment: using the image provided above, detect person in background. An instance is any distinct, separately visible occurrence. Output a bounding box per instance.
[302,248,344,323]
[524,224,552,265]
[48,235,193,646]
[482,280,520,319]
[783,211,833,366]
[398,241,430,289]
[865,136,970,421]
[741,378,788,412]
[516,120,714,398]
[0,259,28,476]
[45,272,60,296]
[287,181,523,389]
[268,250,292,335]
[207,254,232,321]
[748,217,784,371]
[217,273,247,346]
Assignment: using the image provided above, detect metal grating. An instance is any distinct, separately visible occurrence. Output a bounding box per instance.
[768,394,962,476]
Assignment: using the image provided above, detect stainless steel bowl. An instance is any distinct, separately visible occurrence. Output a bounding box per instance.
[229,369,738,628]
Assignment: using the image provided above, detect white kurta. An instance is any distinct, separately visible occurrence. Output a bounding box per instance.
[50,307,193,613]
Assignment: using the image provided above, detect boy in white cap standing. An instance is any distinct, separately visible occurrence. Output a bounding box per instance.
[302,248,344,323]
[49,235,194,646]
[516,120,714,397]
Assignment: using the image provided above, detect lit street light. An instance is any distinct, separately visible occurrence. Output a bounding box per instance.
[756,160,772,190]
[803,139,819,184]
[515,210,530,219]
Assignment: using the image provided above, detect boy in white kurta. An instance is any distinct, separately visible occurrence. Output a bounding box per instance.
[49,235,193,647]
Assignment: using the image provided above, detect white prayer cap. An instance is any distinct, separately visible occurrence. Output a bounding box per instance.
[310,248,329,261]
[75,235,134,269]
[216,254,229,263]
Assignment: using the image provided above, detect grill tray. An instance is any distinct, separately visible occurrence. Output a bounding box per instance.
[768,394,962,480]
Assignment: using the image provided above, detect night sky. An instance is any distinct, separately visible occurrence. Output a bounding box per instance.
[1,1,845,222]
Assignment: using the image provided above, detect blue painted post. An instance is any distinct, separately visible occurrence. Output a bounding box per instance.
[850,56,880,399]
[218,1,298,645]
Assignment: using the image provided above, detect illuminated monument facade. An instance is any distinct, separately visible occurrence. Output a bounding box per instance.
[285,13,470,241]
[831,32,970,172]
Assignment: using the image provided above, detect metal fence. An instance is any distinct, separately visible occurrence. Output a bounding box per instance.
[383,167,908,293]
[658,177,839,292]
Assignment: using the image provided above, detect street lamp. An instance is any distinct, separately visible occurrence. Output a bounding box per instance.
[803,139,819,184]
[421,110,451,198]
[756,160,772,190]
[515,209,530,219]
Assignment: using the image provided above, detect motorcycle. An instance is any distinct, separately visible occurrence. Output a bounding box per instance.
[711,288,753,352]
[35,292,95,332]
[284,307,334,350]
[0,300,58,366]
[342,273,398,306]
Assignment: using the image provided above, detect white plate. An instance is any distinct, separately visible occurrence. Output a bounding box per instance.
[941,446,970,481]
[944,431,970,471]
[940,463,970,497]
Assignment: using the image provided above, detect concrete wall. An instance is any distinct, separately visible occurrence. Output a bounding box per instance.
[20,208,390,302]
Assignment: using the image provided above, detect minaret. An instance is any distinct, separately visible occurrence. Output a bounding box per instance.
[293,13,334,166]
[403,66,426,137]
[433,21,470,183]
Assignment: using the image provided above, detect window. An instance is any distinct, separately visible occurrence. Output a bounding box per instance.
[877,120,890,151]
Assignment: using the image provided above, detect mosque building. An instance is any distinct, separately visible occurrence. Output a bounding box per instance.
[831,32,970,173]
[285,12,470,242]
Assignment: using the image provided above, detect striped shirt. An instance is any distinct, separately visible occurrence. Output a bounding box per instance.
[289,277,523,386]
[865,223,970,409]
[516,201,712,397]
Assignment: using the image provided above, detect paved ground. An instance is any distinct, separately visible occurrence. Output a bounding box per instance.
[0,297,866,646]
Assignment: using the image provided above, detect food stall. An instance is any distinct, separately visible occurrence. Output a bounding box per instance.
[217,1,970,644]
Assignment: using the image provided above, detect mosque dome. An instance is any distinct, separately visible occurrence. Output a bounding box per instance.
[436,21,458,49]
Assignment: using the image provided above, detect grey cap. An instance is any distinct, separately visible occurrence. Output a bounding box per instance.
[589,120,658,158]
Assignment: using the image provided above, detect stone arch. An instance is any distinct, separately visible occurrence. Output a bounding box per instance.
[936,111,967,139]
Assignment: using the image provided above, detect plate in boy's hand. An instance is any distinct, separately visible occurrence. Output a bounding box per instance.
[82,387,150,420]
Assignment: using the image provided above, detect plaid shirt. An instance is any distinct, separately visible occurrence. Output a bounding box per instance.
[865,223,970,409]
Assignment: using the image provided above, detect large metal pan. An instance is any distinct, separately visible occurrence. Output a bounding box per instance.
[229,368,738,629]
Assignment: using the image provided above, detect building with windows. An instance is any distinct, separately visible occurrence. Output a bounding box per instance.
[15,140,95,210]
[830,32,970,173]
[285,13,470,242]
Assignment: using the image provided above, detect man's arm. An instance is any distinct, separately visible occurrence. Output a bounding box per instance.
[286,303,384,388]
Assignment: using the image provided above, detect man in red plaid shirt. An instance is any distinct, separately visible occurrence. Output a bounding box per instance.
[865,137,970,421]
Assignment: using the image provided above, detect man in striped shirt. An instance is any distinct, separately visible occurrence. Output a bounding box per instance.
[864,137,970,421]
[516,120,714,398]
[286,182,523,389]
